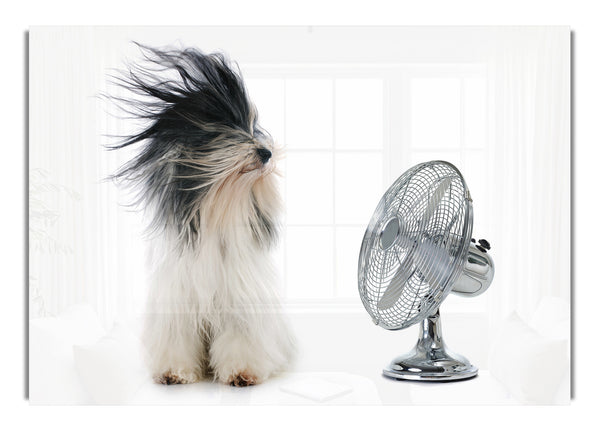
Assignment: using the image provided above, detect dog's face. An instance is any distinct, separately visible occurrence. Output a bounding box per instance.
[111,45,280,247]
[175,123,278,183]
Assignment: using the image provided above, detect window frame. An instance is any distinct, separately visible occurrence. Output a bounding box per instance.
[242,62,489,314]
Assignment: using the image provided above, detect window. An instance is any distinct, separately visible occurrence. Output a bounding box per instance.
[245,63,489,312]
[246,70,386,308]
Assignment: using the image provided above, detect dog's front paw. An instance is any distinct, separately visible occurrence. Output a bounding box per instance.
[154,369,201,385]
[228,370,259,387]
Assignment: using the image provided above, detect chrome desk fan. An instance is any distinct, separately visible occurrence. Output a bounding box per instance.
[358,161,494,381]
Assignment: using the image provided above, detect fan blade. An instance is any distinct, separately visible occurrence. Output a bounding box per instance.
[377,237,454,310]
[420,177,452,229]
[375,178,453,311]
[413,237,453,291]
[376,255,414,310]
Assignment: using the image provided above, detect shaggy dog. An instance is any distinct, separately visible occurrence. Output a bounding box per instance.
[110,44,295,386]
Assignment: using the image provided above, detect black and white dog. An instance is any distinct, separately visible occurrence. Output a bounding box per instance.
[111,45,295,386]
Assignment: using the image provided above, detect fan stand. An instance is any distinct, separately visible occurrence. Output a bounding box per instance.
[382,308,478,382]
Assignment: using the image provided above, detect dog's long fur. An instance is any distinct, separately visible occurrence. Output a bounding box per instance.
[110,44,295,386]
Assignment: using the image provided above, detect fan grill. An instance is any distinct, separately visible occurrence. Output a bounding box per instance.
[358,161,473,330]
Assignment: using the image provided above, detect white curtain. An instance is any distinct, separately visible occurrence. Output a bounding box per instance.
[29,28,147,326]
[487,27,570,322]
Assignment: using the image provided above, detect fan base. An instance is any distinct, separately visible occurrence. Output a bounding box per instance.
[382,309,478,382]
[382,352,478,382]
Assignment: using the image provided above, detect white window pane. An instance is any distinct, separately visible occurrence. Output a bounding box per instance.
[335,226,365,298]
[286,79,333,149]
[410,151,460,168]
[272,231,286,296]
[463,151,490,232]
[465,77,487,149]
[442,288,487,312]
[285,152,333,224]
[245,78,285,147]
[274,156,286,212]
[335,79,383,150]
[411,78,460,149]
[462,151,485,202]
[335,152,383,224]
[286,227,333,299]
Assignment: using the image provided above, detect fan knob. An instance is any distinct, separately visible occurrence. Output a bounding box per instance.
[478,239,491,250]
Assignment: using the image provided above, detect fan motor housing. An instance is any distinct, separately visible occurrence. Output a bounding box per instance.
[451,242,494,297]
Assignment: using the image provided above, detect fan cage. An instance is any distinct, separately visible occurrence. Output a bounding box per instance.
[358,161,473,330]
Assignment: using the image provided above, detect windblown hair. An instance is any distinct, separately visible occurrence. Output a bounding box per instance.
[110,44,278,247]
[109,44,294,386]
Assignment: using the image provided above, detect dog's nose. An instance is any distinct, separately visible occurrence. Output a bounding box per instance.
[257,148,272,164]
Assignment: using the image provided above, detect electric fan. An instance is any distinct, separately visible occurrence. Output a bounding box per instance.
[358,160,494,381]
